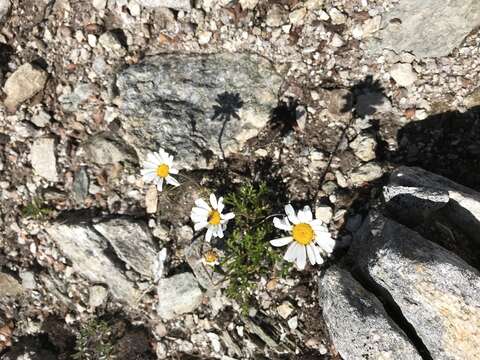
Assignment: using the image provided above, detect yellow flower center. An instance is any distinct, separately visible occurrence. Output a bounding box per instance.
[204,250,218,264]
[156,164,169,178]
[292,223,314,245]
[208,210,221,225]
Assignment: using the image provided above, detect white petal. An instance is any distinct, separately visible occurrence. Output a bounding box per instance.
[168,155,174,166]
[297,209,308,223]
[306,243,316,265]
[313,245,324,265]
[285,204,299,224]
[302,206,313,222]
[194,221,208,231]
[205,227,213,242]
[270,236,293,247]
[296,245,306,270]
[284,242,299,262]
[217,226,224,238]
[166,175,180,187]
[221,212,235,221]
[169,168,179,175]
[143,161,158,170]
[195,198,211,211]
[217,197,225,213]
[191,213,208,223]
[147,153,159,164]
[142,171,156,182]
[191,207,209,217]
[156,178,164,191]
[210,193,218,209]
[315,234,335,254]
[154,152,164,164]
[273,217,292,232]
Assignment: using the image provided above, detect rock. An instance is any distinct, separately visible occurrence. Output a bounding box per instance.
[266,5,287,27]
[349,133,377,162]
[19,271,36,290]
[59,83,96,112]
[390,63,417,87]
[84,135,133,166]
[351,213,480,360]
[328,8,346,25]
[197,31,212,45]
[92,0,107,10]
[156,272,203,320]
[0,0,10,22]
[287,316,298,330]
[30,110,51,127]
[319,266,421,360]
[138,0,191,11]
[93,218,157,278]
[0,272,23,298]
[356,92,392,117]
[98,32,126,57]
[145,185,158,214]
[72,167,89,204]
[31,138,58,182]
[289,8,306,25]
[3,63,48,110]
[323,89,352,120]
[239,0,259,10]
[185,240,222,293]
[349,162,383,186]
[315,206,333,224]
[88,285,108,308]
[277,302,294,319]
[384,166,480,264]
[464,87,480,108]
[367,0,480,58]
[45,223,141,306]
[116,53,281,170]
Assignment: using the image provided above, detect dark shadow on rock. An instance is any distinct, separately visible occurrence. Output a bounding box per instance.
[211,91,244,159]
[389,106,480,190]
[268,97,299,137]
[341,74,386,117]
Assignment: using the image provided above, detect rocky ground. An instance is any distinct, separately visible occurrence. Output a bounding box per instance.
[1,0,480,359]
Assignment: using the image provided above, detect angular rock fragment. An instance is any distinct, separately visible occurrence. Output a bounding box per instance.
[156,272,203,320]
[46,223,141,306]
[367,0,480,58]
[138,0,191,11]
[0,272,23,299]
[3,63,48,110]
[319,266,421,360]
[31,137,58,182]
[350,213,480,360]
[93,218,157,278]
[116,53,282,170]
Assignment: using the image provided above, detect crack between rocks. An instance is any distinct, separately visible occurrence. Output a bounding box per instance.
[349,268,433,360]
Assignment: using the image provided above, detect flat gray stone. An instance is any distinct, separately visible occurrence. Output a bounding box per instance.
[319,266,421,360]
[156,272,203,320]
[367,0,480,58]
[0,272,23,298]
[350,213,480,360]
[93,218,157,278]
[46,223,141,306]
[116,53,282,170]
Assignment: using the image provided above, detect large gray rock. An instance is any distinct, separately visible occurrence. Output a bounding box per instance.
[156,272,203,320]
[350,213,480,360]
[3,63,48,110]
[116,53,282,170]
[0,0,10,22]
[384,166,480,264]
[93,218,157,278]
[367,0,480,58]
[138,0,191,11]
[319,266,421,360]
[30,137,58,182]
[45,223,141,306]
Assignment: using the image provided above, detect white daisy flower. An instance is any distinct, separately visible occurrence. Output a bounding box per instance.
[141,148,180,191]
[270,204,335,270]
[190,193,235,242]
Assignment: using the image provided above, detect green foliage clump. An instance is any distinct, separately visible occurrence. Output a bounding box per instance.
[21,197,52,220]
[223,182,289,311]
[73,319,115,360]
